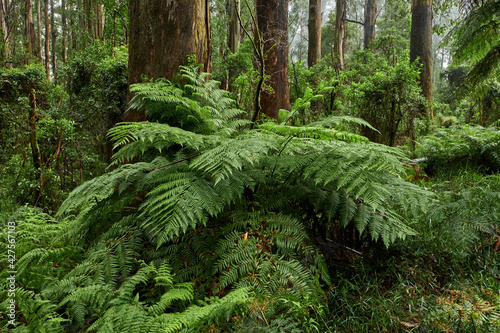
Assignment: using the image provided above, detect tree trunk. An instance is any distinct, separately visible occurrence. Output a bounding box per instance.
[25,0,36,59]
[96,3,104,40]
[29,89,41,173]
[61,0,67,62]
[50,0,56,82]
[0,0,4,61]
[126,0,212,122]
[228,0,240,54]
[1,0,13,67]
[334,0,346,71]
[256,0,291,120]
[44,0,49,81]
[364,0,376,50]
[36,0,42,61]
[410,0,433,119]
[308,0,321,68]
[308,0,322,116]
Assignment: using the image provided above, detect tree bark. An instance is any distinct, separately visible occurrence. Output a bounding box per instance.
[44,0,49,81]
[29,89,41,173]
[308,0,321,68]
[364,0,376,50]
[50,0,56,82]
[126,0,212,122]
[36,0,42,61]
[61,0,67,62]
[256,0,291,120]
[228,0,240,54]
[24,0,36,59]
[410,0,433,119]
[334,0,346,71]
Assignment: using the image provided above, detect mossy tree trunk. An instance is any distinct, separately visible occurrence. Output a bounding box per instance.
[256,0,290,120]
[228,0,240,54]
[364,0,376,50]
[410,0,433,120]
[126,0,212,122]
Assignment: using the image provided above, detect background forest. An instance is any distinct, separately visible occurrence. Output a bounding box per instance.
[1,0,500,332]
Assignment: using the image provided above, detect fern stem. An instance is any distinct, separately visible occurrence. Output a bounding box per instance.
[154,154,201,171]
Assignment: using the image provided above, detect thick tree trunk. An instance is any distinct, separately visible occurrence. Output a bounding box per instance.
[25,0,36,59]
[126,0,212,122]
[36,0,42,61]
[410,0,433,119]
[61,0,67,62]
[228,0,240,54]
[44,0,49,80]
[308,0,321,68]
[256,0,291,120]
[50,0,56,81]
[334,0,346,71]
[364,0,376,50]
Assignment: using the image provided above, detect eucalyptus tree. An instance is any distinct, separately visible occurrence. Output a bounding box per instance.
[410,0,433,119]
[125,0,212,122]
[308,0,321,67]
[256,0,291,120]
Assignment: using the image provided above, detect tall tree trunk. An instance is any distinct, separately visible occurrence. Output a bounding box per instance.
[0,0,4,61]
[308,0,322,116]
[364,0,376,50]
[334,0,346,71]
[2,0,13,67]
[61,0,67,62]
[36,0,42,61]
[96,3,104,40]
[308,0,321,68]
[256,0,291,120]
[228,0,240,54]
[410,0,433,119]
[50,0,56,82]
[44,0,49,80]
[126,0,212,122]
[25,0,36,59]
[29,89,41,173]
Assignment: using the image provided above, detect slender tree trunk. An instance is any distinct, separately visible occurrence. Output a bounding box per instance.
[308,0,321,68]
[228,0,240,54]
[410,0,433,119]
[126,0,212,122]
[334,0,346,71]
[36,0,42,61]
[2,0,13,67]
[44,0,49,80]
[308,0,322,116]
[61,0,67,62]
[364,0,376,50]
[29,89,41,173]
[256,0,291,120]
[50,0,56,82]
[0,0,4,61]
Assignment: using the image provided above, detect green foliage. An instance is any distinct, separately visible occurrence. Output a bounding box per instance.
[445,0,500,100]
[417,125,500,171]
[343,51,425,146]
